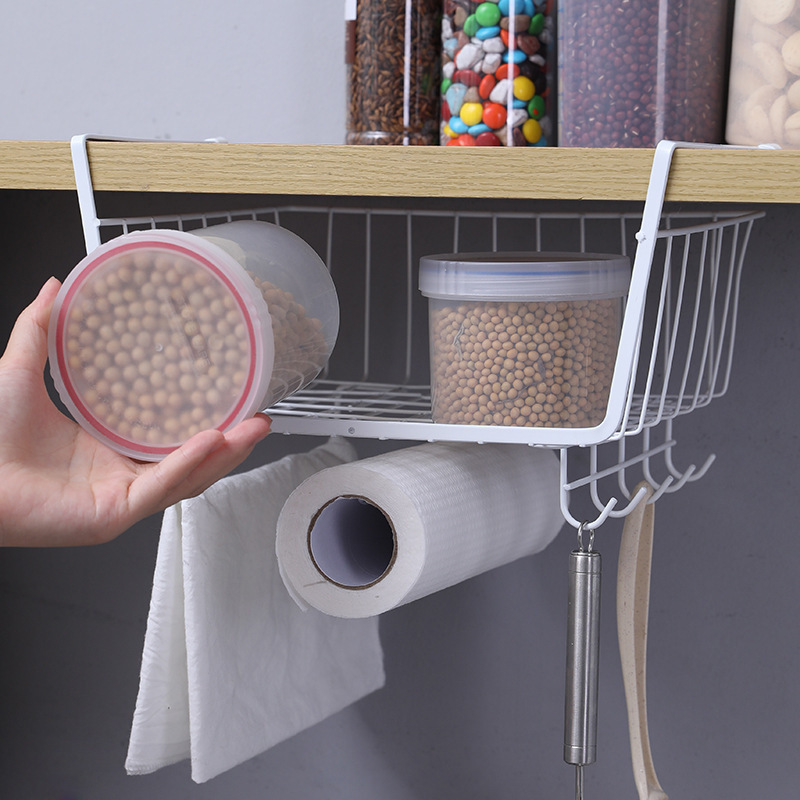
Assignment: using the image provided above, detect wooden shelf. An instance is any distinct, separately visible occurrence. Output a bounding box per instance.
[1,139,798,204]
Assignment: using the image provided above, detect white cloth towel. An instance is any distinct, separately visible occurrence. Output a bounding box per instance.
[125,438,385,783]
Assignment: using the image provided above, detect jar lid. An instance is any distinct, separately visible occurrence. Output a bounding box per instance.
[419,252,631,300]
[48,229,275,461]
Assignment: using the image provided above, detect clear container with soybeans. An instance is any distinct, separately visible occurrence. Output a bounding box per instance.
[419,252,630,429]
[48,220,339,461]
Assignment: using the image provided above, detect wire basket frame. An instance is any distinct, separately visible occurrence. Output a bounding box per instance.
[70,137,764,527]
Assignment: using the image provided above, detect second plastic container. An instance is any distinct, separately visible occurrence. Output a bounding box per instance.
[419,252,630,429]
[49,220,339,460]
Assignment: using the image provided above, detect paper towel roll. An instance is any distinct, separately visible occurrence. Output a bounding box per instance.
[276,442,564,618]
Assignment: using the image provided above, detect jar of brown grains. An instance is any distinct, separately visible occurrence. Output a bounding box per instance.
[419,252,630,430]
[345,0,441,144]
[49,221,339,461]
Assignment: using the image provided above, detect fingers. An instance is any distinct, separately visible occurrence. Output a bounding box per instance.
[126,414,272,521]
[172,415,273,500]
[1,277,61,371]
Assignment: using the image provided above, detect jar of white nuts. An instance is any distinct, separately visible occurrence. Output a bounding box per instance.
[726,0,800,148]
[49,220,339,461]
[419,252,630,431]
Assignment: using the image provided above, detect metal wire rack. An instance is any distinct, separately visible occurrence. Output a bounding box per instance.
[71,136,764,529]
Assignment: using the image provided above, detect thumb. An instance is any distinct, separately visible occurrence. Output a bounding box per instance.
[1,277,62,371]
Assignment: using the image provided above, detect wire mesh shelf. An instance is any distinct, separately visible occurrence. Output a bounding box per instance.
[70,136,764,528]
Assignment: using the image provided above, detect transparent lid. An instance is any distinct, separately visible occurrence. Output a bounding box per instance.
[48,230,274,461]
[419,252,631,300]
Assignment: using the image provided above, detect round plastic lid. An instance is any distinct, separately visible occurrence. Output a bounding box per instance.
[48,230,275,461]
[419,252,631,300]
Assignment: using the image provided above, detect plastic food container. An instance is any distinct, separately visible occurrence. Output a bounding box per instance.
[726,0,800,148]
[558,0,729,147]
[441,0,553,147]
[49,220,339,461]
[419,252,630,429]
[345,0,440,145]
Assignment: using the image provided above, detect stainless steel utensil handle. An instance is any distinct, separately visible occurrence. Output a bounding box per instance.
[564,545,602,767]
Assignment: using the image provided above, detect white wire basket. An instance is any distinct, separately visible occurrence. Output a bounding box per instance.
[70,137,764,528]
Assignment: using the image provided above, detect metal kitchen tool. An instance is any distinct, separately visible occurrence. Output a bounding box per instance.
[564,524,602,799]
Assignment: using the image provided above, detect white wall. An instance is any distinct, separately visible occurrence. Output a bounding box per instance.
[0,0,346,144]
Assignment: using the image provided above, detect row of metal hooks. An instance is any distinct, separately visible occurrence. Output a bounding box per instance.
[558,418,716,530]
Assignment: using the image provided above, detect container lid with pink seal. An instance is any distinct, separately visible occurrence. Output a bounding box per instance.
[48,229,275,461]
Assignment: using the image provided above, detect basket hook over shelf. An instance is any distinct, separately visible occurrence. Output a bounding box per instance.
[556,140,765,531]
[68,135,765,533]
[70,133,227,254]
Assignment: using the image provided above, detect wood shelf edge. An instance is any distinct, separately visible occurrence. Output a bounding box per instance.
[1,140,799,203]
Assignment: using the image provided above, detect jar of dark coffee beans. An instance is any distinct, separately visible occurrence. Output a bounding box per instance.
[558,0,729,147]
[345,0,441,145]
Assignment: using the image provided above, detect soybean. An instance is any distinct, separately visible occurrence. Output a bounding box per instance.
[429,298,620,428]
[63,252,327,448]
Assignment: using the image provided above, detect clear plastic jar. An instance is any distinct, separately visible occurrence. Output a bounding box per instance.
[558,0,729,147]
[345,0,440,145]
[726,0,800,148]
[419,252,630,429]
[441,0,554,146]
[49,221,339,460]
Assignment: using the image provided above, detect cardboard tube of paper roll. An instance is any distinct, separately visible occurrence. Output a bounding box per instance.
[276,442,564,618]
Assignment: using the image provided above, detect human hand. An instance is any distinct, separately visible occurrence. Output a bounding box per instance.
[0,277,272,547]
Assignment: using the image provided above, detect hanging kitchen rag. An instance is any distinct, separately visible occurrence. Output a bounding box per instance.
[617,481,668,800]
[125,437,385,784]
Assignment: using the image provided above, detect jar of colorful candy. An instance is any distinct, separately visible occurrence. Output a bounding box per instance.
[441,0,554,147]
[345,0,441,145]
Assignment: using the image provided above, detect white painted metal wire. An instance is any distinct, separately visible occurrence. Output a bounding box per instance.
[71,137,764,527]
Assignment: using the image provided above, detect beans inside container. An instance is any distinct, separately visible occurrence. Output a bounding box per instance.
[429,298,620,427]
[61,250,256,448]
[558,0,729,147]
[419,252,630,430]
[50,222,339,460]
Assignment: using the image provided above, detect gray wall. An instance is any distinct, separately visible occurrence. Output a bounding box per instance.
[0,189,798,800]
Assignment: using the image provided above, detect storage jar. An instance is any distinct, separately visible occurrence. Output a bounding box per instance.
[558,0,729,147]
[441,0,553,146]
[419,252,630,429]
[726,0,800,148]
[49,220,339,461]
[345,0,441,145]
